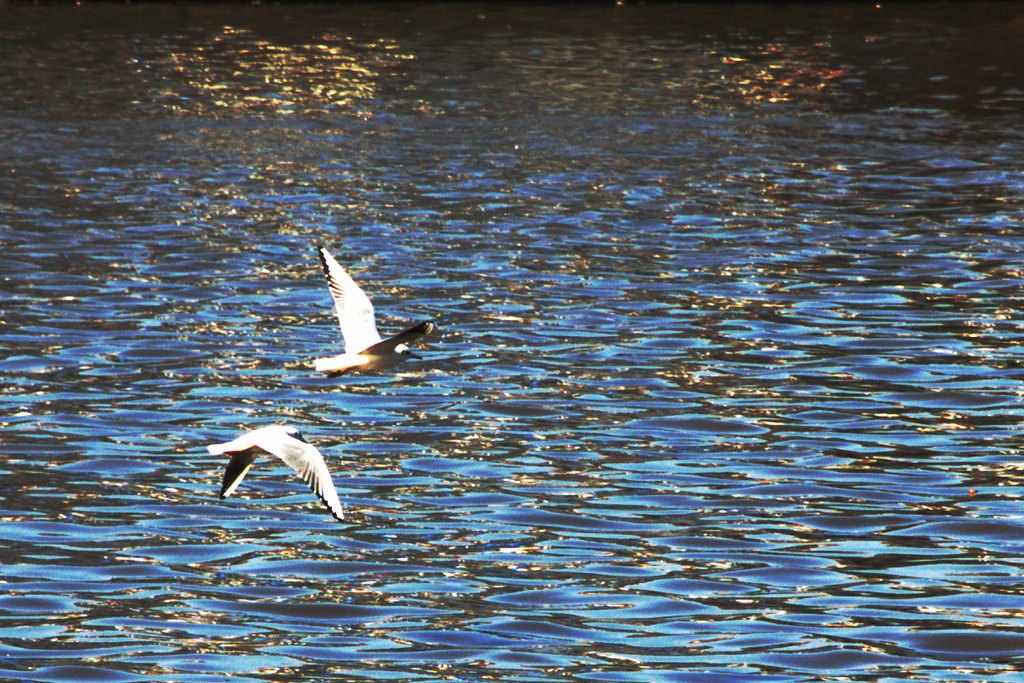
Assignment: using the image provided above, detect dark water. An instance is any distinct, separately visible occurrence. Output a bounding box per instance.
[2,2,1024,681]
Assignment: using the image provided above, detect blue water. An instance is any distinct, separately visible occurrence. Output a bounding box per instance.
[2,3,1024,681]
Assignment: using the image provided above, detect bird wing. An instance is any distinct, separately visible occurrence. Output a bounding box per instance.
[263,434,346,522]
[219,449,258,499]
[364,320,435,356]
[317,245,381,354]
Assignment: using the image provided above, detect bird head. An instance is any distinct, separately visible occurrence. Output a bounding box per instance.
[396,343,420,359]
[280,425,307,442]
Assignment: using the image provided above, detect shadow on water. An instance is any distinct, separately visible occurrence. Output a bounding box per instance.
[1,2,1024,681]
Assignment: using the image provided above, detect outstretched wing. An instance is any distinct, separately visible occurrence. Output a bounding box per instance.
[317,245,382,354]
[365,320,435,356]
[263,435,346,522]
[219,449,258,499]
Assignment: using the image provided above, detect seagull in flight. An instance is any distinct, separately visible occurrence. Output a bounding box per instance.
[209,425,345,521]
[313,245,434,377]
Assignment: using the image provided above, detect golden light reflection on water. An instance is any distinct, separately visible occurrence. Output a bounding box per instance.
[703,43,848,107]
[149,27,414,117]
[138,20,853,120]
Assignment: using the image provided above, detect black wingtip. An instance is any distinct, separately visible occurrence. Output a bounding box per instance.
[316,245,331,277]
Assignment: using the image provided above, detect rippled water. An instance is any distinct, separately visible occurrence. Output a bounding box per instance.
[2,2,1024,681]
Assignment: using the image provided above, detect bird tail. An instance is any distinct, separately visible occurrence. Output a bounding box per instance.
[314,355,358,374]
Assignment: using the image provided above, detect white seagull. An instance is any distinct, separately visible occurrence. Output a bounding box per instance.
[208,425,345,521]
[312,244,434,377]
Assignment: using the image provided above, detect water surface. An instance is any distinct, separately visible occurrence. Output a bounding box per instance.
[2,2,1024,681]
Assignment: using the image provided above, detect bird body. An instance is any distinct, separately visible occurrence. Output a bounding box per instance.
[313,320,435,374]
[209,425,345,521]
[313,245,433,376]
